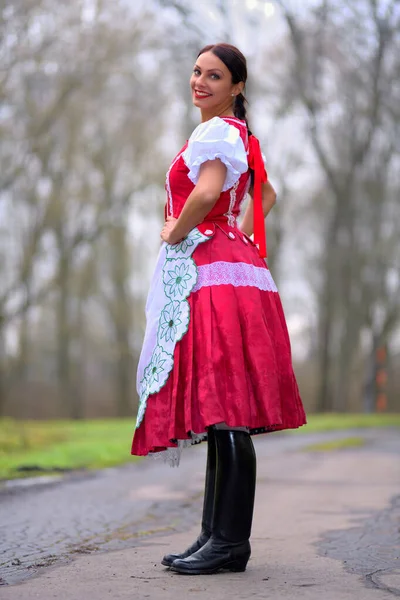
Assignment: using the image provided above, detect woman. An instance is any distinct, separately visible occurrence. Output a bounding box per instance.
[131,43,306,575]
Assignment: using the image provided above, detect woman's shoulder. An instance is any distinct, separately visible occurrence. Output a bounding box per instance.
[219,116,247,130]
[189,116,247,144]
[220,116,248,145]
[181,116,249,192]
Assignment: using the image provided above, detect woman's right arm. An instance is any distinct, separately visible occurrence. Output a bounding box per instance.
[240,180,277,236]
[161,159,227,244]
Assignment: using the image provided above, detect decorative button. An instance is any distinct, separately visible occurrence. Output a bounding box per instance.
[242,236,249,244]
[228,232,236,240]
[204,229,213,235]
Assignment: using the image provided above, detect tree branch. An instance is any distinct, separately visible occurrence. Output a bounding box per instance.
[276,0,341,198]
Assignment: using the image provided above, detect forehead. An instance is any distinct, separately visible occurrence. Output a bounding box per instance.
[195,51,229,74]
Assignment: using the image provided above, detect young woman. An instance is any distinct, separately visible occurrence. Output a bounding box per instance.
[131,43,306,575]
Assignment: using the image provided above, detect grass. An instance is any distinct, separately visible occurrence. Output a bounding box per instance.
[293,413,400,433]
[0,418,139,481]
[0,412,399,481]
[303,436,366,452]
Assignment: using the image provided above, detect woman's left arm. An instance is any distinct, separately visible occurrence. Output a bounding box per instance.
[240,180,277,237]
[161,159,227,244]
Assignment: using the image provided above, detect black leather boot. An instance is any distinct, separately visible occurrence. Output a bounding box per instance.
[170,429,256,575]
[161,428,216,567]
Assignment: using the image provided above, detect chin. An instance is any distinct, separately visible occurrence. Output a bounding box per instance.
[192,95,202,108]
[192,98,217,110]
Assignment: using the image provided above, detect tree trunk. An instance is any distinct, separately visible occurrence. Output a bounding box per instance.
[363,333,379,413]
[108,224,133,417]
[56,249,76,418]
[316,230,338,412]
[116,324,132,417]
[15,282,32,382]
[316,274,334,412]
[0,314,6,417]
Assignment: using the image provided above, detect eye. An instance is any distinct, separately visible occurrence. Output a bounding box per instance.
[193,68,201,75]
[210,73,220,80]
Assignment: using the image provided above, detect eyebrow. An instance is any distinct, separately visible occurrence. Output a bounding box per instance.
[194,64,224,74]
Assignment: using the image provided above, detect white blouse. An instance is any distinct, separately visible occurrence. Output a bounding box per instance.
[182,116,248,191]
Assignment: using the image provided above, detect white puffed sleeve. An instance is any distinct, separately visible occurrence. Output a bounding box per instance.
[182,116,248,191]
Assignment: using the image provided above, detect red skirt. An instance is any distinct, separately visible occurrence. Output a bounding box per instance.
[131,223,306,457]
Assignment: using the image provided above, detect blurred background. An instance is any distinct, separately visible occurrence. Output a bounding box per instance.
[1,0,399,423]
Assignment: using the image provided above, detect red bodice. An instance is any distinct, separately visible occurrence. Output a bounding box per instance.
[165,117,251,226]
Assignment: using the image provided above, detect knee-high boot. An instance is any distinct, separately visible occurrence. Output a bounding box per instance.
[170,429,256,575]
[161,427,216,566]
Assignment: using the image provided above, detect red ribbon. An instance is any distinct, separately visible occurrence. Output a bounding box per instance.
[248,135,268,258]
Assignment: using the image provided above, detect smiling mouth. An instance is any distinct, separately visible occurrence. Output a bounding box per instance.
[194,90,212,98]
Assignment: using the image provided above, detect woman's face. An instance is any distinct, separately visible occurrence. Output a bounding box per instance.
[190,51,243,110]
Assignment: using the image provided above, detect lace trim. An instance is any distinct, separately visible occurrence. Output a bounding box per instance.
[192,261,278,293]
[149,432,207,467]
[224,180,239,227]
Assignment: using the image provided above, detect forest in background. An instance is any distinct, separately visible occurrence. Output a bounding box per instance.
[1,0,399,419]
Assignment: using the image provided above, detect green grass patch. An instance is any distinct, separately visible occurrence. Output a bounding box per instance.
[0,418,139,481]
[0,413,399,481]
[303,436,366,452]
[292,412,400,433]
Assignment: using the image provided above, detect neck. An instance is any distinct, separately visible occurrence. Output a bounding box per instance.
[200,101,235,123]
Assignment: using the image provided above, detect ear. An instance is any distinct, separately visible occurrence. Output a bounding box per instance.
[232,81,245,96]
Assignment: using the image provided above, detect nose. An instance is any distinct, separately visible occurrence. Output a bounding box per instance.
[196,73,206,87]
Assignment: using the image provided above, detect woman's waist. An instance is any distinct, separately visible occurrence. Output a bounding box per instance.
[196,214,238,236]
[196,218,257,250]
[172,203,239,224]
[203,214,237,223]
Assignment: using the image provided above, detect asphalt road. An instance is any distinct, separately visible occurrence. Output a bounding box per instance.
[0,427,399,598]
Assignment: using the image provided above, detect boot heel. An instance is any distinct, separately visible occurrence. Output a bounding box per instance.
[227,555,250,572]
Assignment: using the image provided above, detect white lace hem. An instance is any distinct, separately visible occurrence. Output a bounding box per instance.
[149,432,207,467]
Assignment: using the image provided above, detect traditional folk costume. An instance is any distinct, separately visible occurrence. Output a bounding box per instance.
[131,116,306,574]
[132,116,306,460]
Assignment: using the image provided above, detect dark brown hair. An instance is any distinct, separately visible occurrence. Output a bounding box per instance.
[197,43,251,132]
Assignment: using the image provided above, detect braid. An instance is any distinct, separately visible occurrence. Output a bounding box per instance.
[234,93,252,136]
[234,93,254,185]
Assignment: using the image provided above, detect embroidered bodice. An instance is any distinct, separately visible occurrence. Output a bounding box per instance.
[165,116,251,227]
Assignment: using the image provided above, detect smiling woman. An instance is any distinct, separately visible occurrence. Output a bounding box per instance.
[191,54,243,115]
[190,46,246,124]
[131,42,306,576]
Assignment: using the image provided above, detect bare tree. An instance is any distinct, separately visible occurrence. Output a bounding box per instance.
[274,0,400,411]
[0,0,175,417]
